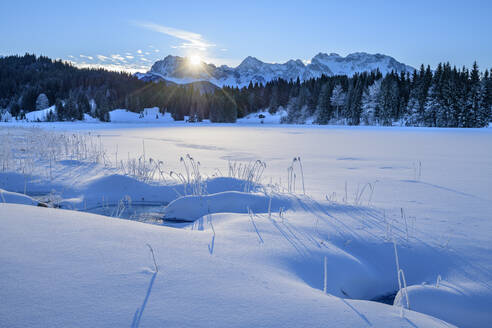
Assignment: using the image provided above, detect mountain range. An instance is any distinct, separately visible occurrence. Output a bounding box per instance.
[136,52,415,88]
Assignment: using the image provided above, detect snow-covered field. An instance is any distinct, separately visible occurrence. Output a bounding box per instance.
[1,122,491,327]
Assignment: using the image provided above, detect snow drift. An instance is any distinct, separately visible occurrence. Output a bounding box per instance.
[0,189,39,206]
[162,191,295,221]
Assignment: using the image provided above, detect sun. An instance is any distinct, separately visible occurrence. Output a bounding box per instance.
[189,55,202,67]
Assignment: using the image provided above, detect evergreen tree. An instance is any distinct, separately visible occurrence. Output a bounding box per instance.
[77,94,91,118]
[405,93,420,126]
[436,64,455,127]
[284,96,302,124]
[465,62,486,127]
[21,88,38,111]
[377,75,399,126]
[95,92,110,122]
[316,83,333,124]
[285,87,310,124]
[457,68,470,127]
[360,80,381,125]
[9,102,21,118]
[35,93,49,110]
[65,97,77,121]
[485,69,492,115]
[423,86,439,126]
[420,65,433,115]
[330,84,346,120]
[2,53,492,127]
[344,74,365,125]
[55,99,65,120]
[209,91,238,123]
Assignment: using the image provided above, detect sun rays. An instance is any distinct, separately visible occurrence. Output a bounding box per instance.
[189,55,202,67]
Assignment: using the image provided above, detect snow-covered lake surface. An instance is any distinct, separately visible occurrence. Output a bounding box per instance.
[1,122,491,327]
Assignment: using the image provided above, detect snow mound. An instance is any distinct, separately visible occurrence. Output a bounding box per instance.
[57,175,260,211]
[25,106,56,122]
[394,282,492,327]
[0,189,39,206]
[109,107,174,123]
[65,174,175,208]
[238,109,288,124]
[0,203,454,328]
[162,191,295,221]
[83,113,99,122]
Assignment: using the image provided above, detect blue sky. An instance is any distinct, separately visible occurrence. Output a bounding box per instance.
[1,0,491,72]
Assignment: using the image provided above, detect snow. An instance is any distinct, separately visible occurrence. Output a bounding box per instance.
[311,52,414,77]
[83,113,99,122]
[0,124,491,327]
[0,203,454,327]
[162,191,297,221]
[237,109,287,124]
[145,52,414,87]
[109,107,174,123]
[0,189,39,206]
[395,282,492,328]
[24,105,56,121]
[1,110,12,122]
[59,175,259,212]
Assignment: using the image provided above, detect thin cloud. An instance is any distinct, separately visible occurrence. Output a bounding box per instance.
[136,21,214,51]
[97,55,109,61]
[111,54,126,62]
[66,51,151,74]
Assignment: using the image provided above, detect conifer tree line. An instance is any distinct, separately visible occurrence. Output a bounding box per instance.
[1,54,491,127]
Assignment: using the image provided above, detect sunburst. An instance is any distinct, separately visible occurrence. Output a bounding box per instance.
[189,55,201,67]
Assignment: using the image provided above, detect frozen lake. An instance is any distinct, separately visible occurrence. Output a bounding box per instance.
[2,122,491,327]
[8,122,492,241]
[50,124,489,218]
[49,124,492,197]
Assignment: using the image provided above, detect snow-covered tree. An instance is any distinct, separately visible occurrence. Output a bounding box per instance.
[404,91,420,126]
[423,86,439,127]
[465,62,487,127]
[1,109,12,122]
[330,84,346,119]
[284,87,311,124]
[377,76,399,126]
[436,77,454,127]
[360,80,381,125]
[484,70,492,125]
[283,97,305,124]
[35,93,49,110]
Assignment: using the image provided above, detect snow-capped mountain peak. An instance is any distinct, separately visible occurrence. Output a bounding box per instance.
[141,52,414,87]
[238,56,263,68]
